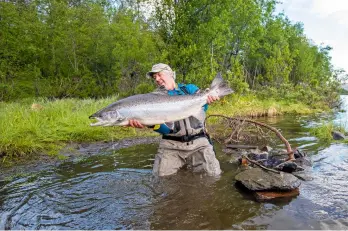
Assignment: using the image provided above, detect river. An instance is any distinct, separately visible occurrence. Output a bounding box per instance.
[1,96,348,229]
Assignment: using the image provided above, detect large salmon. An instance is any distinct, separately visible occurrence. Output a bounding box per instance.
[89,73,233,126]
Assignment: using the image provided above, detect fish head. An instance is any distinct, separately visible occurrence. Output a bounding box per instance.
[89,110,127,126]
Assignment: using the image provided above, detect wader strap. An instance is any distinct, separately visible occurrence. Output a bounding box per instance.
[162,131,206,142]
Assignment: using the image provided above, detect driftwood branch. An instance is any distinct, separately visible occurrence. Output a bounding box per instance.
[205,114,295,160]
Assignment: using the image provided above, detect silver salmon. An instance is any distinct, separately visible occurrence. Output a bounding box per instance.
[89,73,233,126]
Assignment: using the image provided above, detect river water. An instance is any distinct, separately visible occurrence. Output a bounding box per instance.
[1,96,348,229]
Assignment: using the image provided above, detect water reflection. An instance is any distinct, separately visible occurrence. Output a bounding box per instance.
[150,171,263,230]
[0,148,273,230]
[0,168,155,229]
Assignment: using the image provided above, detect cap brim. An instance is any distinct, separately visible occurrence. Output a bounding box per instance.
[146,72,155,79]
[146,69,163,78]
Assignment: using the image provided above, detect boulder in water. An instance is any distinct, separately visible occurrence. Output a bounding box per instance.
[332,131,346,140]
[235,167,301,191]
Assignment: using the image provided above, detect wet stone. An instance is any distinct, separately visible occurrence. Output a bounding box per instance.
[294,156,312,167]
[235,168,301,191]
[293,148,307,158]
[239,148,312,171]
[247,152,269,161]
[274,161,298,173]
[331,131,346,140]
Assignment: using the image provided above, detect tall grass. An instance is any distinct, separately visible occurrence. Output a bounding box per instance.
[207,93,321,123]
[0,97,155,160]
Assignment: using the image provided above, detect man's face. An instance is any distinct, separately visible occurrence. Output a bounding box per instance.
[153,71,175,90]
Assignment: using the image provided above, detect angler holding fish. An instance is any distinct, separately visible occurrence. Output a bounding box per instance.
[90,63,233,176]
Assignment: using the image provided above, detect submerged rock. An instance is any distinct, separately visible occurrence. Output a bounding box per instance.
[254,188,299,201]
[235,168,301,191]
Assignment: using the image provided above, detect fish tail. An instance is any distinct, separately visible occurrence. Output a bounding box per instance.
[210,72,234,97]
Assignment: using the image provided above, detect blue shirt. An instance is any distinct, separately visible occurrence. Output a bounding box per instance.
[167,83,208,111]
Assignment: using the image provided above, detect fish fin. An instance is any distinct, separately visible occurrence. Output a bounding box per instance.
[210,72,234,97]
[191,108,206,122]
[210,72,223,89]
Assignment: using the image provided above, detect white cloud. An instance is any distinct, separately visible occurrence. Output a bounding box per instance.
[310,0,348,15]
[276,0,348,73]
[310,0,348,28]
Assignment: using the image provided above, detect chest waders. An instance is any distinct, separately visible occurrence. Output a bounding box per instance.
[162,85,214,147]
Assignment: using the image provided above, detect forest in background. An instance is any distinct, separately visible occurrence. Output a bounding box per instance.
[1,0,347,106]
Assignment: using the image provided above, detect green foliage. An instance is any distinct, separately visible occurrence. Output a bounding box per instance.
[0,0,341,109]
[254,82,338,110]
[227,72,249,94]
[152,0,339,107]
[134,82,156,94]
[0,0,161,101]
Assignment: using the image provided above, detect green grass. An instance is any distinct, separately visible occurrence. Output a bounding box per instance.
[0,96,155,162]
[0,93,330,162]
[207,93,323,123]
[309,122,347,143]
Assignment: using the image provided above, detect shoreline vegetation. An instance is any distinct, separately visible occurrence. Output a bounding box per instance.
[0,92,337,164]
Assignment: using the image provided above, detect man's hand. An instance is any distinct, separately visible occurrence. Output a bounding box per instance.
[128,119,145,128]
[207,95,220,104]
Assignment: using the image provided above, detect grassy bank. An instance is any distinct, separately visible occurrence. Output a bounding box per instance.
[0,96,155,162]
[210,94,326,117]
[0,94,329,162]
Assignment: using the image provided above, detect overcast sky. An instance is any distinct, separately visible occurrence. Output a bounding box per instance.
[275,0,348,73]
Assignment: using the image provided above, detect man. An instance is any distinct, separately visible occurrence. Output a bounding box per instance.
[129,63,221,177]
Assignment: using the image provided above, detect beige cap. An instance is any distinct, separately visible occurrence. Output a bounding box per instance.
[146,63,173,78]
